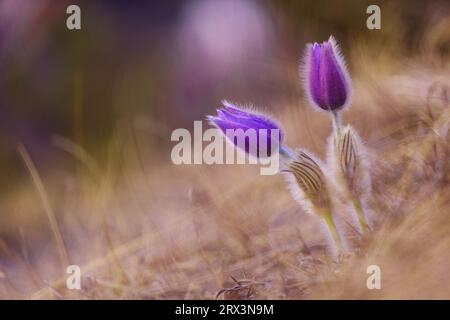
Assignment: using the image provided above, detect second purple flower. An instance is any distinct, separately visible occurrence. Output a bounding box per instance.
[207,101,284,158]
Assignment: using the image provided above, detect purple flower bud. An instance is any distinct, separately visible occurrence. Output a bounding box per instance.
[207,101,284,158]
[303,36,351,112]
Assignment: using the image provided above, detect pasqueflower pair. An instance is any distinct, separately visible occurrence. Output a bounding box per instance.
[207,36,370,258]
[208,36,350,156]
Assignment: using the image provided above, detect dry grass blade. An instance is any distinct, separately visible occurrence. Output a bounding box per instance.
[215,276,266,300]
[17,144,70,270]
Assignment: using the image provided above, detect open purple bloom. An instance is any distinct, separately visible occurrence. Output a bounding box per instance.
[303,36,351,112]
[207,101,284,158]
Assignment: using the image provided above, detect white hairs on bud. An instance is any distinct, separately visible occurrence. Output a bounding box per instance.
[283,149,331,215]
[327,125,372,199]
[299,35,352,114]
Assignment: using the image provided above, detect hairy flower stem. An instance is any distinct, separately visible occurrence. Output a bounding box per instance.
[331,111,342,137]
[330,110,369,234]
[280,146,296,160]
[321,209,344,255]
[353,198,370,233]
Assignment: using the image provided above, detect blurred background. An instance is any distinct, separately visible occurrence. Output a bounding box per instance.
[1,0,449,176]
[0,0,450,298]
[2,0,449,175]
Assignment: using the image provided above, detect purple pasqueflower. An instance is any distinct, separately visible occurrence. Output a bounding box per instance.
[207,101,284,158]
[303,36,351,112]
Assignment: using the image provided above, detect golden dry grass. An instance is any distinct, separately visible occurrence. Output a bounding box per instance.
[1,39,450,300]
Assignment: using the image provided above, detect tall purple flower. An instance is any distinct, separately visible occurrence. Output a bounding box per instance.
[207,101,284,158]
[303,36,351,112]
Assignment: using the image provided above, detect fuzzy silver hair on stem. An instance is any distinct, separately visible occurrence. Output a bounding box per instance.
[284,150,346,258]
[205,36,367,261]
[327,125,372,233]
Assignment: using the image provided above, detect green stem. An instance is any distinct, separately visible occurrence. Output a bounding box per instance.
[322,211,344,254]
[353,198,369,233]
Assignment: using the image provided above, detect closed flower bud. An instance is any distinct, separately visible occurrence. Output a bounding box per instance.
[328,125,371,199]
[284,150,346,256]
[327,125,372,233]
[302,36,351,112]
[285,150,331,214]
